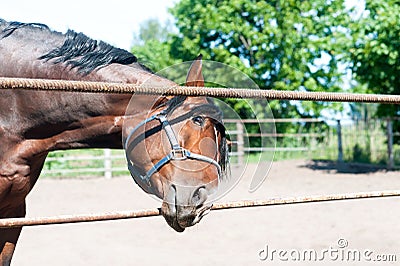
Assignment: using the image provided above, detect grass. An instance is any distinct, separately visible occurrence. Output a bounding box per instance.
[42,149,129,178]
[242,119,393,166]
[41,120,397,178]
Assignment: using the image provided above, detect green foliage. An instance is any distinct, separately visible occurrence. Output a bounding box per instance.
[349,0,400,119]
[131,19,181,71]
[169,0,352,118]
[352,143,371,163]
[132,39,179,72]
[132,0,353,120]
[132,18,170,46]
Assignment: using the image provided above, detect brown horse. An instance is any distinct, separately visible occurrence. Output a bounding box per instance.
[0,19,228,265]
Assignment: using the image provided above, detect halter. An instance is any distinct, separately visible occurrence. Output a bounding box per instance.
[124,110,222,187]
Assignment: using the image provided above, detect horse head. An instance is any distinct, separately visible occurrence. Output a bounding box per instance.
[125,56,229,232]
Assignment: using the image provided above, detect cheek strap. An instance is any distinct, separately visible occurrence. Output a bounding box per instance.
[125,113,221,187]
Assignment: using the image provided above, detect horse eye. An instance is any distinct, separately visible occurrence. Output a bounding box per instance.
[192,116,204,126]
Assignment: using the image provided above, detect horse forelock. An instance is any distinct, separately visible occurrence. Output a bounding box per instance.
[163,97,230,179]
[192,103,230,180]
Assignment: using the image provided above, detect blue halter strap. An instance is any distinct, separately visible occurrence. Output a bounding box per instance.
[125,111,222,186]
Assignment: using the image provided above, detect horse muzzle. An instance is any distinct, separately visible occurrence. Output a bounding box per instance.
[160,184,212,232]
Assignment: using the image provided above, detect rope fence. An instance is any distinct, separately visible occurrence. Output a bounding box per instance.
[1,190,399,228]
[1,77,400,104]
[0,77,399,228]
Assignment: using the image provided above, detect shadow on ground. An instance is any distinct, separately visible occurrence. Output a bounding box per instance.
[300,159,391,174]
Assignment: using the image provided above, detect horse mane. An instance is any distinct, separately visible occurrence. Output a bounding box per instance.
[0,18,142,74]
[0,20,50,39]
[39,30,138,74]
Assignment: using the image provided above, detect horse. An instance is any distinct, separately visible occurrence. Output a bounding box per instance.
[0,19,229,265]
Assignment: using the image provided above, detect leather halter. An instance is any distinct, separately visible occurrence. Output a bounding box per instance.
[125,110,222,187]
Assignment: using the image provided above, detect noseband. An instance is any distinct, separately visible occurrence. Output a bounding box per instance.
[125,110,222,186]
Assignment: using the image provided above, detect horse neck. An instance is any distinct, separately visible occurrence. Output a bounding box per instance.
[0,28,175,116]
[0,22,174,87]
[0,23,179,149]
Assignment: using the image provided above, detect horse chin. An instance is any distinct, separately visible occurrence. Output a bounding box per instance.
[160,201,212,233]
[160,201,185,232]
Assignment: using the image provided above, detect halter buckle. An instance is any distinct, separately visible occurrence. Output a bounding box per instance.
[171,148,189,160]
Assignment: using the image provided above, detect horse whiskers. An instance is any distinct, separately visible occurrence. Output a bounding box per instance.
[192,204,212,225]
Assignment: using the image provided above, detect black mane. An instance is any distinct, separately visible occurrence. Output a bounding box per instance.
[0,20,50,39]
[0,19,139,74]
[40,30,138,74]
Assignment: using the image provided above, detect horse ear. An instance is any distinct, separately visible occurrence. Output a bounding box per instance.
[186,54,204,87]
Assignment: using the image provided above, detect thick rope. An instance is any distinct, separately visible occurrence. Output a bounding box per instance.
[0,78,398,227]
[0,190,399,228]
[0,77,400,104]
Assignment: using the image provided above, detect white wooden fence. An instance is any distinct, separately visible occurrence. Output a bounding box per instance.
[41,118,399,178]
[42,149,128,178]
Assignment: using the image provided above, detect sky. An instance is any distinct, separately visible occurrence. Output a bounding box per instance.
[1,0,177,50]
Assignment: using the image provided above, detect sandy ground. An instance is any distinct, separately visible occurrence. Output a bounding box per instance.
[11,160,400,265]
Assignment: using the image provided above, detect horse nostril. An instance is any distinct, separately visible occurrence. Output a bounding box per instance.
[192,186,207,207]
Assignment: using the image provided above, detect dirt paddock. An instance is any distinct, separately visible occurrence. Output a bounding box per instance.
[12,160,400,265]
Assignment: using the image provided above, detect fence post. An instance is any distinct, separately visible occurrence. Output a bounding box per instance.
[337,120,343,162]
[236,122,244,166]
[387,119,394,170]
[104,148,112,179]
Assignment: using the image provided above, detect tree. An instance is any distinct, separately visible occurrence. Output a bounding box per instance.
[131,19,179,71]
[168,0,352,119]
[132,18,170,46]
[348,0,400,145]
[349,0,400,119]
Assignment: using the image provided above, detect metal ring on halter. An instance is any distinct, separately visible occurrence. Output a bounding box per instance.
[125,112,222,187]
